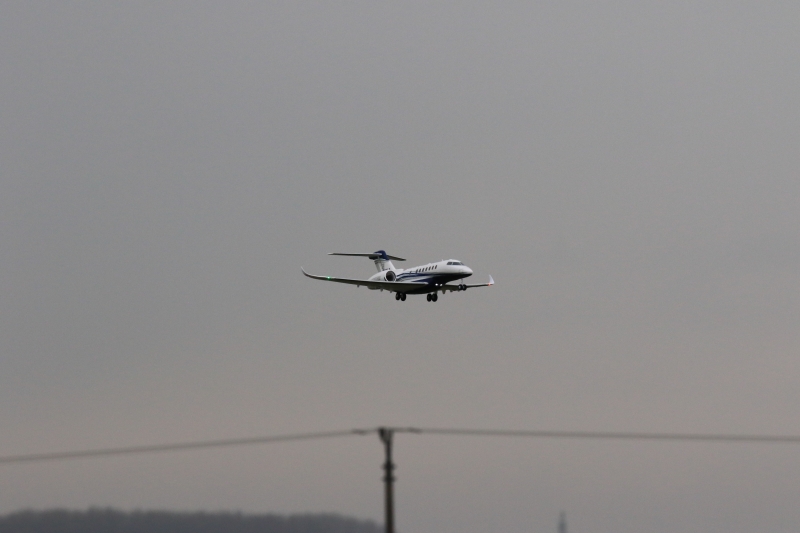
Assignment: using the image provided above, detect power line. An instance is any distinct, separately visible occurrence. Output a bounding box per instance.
[0,429,370,465]
[402,427,800,443]
[4,426,800,465]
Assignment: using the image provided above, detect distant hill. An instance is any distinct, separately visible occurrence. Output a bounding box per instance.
[0,509,383,533]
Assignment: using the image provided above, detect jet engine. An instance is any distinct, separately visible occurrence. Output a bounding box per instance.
[384,270,396,282]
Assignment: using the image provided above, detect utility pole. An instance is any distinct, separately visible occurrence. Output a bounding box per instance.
[378,427,395,533]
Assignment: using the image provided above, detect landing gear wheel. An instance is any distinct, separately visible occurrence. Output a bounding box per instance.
[395,292,401,301]
[400,293,406,301]
[426,294,432,302]
[432,293,438,302]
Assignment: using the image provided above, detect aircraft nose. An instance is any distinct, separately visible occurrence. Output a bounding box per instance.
[463,266,473,276]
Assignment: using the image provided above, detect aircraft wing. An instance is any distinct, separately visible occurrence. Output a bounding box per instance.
[440,276,495,292]
[301,268,427,292]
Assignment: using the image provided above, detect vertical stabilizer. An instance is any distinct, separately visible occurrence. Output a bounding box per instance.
[372,250,395,272]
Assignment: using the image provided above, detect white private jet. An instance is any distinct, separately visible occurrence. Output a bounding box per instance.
[302,250,494,302]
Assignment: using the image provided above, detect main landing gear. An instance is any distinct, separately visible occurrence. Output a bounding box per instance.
[426,293,438,302]
[395,292,406,301]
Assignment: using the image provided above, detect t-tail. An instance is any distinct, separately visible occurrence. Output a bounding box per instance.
[328,250,406,272]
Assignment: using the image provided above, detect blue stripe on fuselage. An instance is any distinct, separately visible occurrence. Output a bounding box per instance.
[395,272,467,285]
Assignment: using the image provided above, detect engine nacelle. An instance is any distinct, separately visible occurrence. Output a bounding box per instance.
[384,270,396,282]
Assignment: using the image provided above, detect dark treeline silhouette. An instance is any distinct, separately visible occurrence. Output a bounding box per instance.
[0,509,382,533]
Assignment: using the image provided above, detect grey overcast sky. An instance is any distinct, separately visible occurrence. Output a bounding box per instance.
[1,2,799,533]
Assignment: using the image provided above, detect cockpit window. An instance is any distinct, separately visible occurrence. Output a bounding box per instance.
[448,261,462,265]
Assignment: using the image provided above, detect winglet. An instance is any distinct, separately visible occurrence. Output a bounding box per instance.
[302,267,333,281]
[488,275,494,285]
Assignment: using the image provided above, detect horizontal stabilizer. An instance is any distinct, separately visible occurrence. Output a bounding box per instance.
[329,250,406,261]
